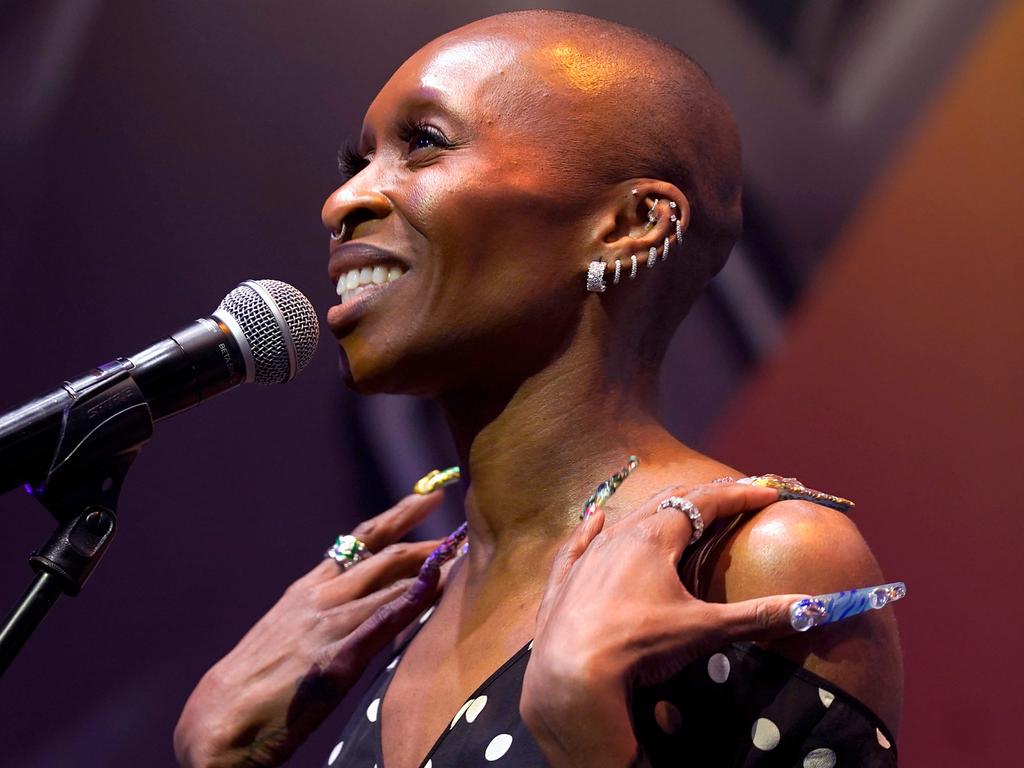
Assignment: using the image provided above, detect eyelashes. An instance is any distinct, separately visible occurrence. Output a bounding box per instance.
[337,144,368,181]
[336,120,456,181]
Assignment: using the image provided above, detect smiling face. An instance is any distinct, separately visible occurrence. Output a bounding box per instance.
[322,12,744,396]
[322,31,593,396]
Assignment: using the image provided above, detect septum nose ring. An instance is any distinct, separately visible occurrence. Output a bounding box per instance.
[330,222,346,241]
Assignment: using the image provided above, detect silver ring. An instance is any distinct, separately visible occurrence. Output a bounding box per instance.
[657,496,704,545]
[329,222,346,241]
[325,534,370,570]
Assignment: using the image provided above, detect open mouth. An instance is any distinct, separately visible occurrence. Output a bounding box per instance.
[335,264,408,304]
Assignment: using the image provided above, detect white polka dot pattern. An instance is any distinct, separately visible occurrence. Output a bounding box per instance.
[386,655,400,670]
[877,728,891,749]
[803,747,837,767]
[366,698,380,723]
[466,695,488,723]
[326,740,344,765]
[419,606,436,624]
[485,733,514,761]
[818,688,835,708]
[751,717,781,751]
[707,653,731,683]
[451,699,473,729]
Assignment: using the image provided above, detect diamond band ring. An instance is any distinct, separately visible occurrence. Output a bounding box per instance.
[657,496,705,546]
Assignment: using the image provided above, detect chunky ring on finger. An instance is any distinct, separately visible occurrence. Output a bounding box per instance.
[325,534,370,570]
[658,496,705,545]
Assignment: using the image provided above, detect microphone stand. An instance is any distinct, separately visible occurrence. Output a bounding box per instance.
[0,361,153,675]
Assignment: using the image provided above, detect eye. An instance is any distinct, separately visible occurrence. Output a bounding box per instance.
[399,119,453,154]
[337,143,370,181]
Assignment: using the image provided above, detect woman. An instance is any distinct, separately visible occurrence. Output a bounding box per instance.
[175,10,903,768]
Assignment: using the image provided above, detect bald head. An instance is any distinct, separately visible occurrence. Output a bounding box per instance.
[448,11,743,315]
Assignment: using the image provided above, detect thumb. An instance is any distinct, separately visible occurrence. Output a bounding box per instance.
[711,592,810,643]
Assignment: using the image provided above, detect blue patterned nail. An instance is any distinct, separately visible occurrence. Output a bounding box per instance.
[790,582,906,632]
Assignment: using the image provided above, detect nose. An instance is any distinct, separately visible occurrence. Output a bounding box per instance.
[321,175,393,240]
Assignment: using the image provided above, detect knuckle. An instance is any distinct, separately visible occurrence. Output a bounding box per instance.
[380,542,408,558]
[752,601,776,631]
[350,519,378,541]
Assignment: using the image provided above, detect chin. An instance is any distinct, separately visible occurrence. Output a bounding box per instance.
[335,343,442,398]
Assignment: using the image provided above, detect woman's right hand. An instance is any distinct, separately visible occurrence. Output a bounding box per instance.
[174,491,448,768]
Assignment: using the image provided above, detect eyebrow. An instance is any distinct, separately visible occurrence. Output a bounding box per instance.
[357,86,469,152]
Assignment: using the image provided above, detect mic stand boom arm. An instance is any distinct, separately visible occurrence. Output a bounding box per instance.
[0,360,153,675]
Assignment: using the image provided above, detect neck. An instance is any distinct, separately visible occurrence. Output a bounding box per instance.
[437,311,680,580]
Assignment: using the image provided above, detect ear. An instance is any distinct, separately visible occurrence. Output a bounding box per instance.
[587,180,691,281]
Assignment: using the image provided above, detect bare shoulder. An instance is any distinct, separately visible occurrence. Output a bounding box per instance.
[705,499,904,735]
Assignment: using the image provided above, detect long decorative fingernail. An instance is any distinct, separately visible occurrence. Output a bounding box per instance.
[423,521,469,569]
[409,560,441,601]
[580,455,640,520]
[737,474,854,512]
[789,582,906,632]
[413,466,461,495]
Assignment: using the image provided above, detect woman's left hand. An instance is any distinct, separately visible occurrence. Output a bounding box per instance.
[521,481,809,768]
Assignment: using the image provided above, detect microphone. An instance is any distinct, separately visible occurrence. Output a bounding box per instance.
[0,279,320,495]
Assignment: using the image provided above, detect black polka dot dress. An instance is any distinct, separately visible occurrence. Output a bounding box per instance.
[321,612,896,767]
[323,511,897,767]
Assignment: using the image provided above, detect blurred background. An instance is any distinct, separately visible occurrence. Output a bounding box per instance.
[1,0,1020,764]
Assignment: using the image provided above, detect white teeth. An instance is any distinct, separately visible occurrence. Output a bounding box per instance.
[336,264,409,303]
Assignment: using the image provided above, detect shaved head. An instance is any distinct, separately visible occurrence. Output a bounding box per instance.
[437,10,743,358]
[324,11,745,392]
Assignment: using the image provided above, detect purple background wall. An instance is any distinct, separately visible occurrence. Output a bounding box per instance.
[0,1,1008,765]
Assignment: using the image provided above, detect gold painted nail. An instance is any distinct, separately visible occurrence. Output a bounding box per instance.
[413,466,461,495]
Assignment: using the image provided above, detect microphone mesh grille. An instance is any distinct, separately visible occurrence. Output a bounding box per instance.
[217,279,320,384]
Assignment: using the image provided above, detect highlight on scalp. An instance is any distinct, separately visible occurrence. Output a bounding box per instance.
[455,10,744,360]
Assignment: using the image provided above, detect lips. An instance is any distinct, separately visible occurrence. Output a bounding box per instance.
[326,242,411,332]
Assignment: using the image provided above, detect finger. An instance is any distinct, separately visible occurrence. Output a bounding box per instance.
[322,575,418,632]
[321,562,441,688]
[320,539,444,602]
[349,490,446,552]
[641,482,779,560]
[711,592,811,643]
[535,507,606,630]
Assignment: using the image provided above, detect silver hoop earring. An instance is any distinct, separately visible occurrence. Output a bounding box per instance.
[630,254,639,279]
[613,259,622,284]
[586,260,608,293]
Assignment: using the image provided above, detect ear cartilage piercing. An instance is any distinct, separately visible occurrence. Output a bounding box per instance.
[668,201,677,209]
[586,261,608,293]
[330,222,346,241]
[662,236,670,261]
[647,198,660,223]
[630,254,639,279]
[613,259,622,284]
[647,246,657,268]
[630,188,639,196]
[675,217,683,244]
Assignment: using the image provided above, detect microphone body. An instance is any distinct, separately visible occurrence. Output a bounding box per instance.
[0,279,319,495]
